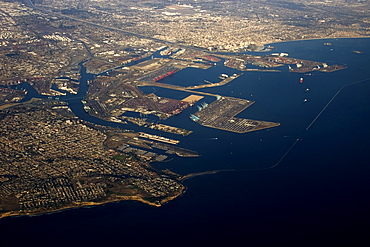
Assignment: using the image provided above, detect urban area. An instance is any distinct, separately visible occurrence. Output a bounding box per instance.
[0,0,364,217]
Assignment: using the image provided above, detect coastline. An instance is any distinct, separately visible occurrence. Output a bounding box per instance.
[263,35,370,47]
[0,187,185,219]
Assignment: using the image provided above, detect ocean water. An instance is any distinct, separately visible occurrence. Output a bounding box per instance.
[1,38,370,246]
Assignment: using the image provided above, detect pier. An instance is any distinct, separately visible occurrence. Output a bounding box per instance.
[185,73,243,89]
[193,96,280,133]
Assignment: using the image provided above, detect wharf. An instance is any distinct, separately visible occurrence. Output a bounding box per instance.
[193,96,280,133]
[122,116,192,136]
[138,132,179,144]
[185,73,243,89]
[151,142,199,157]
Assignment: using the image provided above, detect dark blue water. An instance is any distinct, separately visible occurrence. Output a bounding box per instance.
[1,38,370,246]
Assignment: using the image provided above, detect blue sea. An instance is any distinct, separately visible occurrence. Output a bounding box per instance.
[1,38,370,246]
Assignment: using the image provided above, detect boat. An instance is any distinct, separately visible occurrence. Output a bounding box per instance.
[190,114,200,122]
[305,88,310,92]
[303,99,308,103]
[219,74,229,79]
[153,70,177,82]
[299,77,304,83]
[83,105,91,112]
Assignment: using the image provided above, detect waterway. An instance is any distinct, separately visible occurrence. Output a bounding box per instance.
[2,38,370,246]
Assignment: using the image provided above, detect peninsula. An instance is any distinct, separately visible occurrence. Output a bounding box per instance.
[0,101,185,218]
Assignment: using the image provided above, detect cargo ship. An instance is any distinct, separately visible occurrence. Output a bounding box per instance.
[153,70,177,82]
[190,114,200,122]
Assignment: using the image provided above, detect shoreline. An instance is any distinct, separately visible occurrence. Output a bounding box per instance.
[199,36,370,55]
[0,188,185,219]
[263,36,370,47]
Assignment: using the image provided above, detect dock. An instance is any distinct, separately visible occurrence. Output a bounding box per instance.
[138,132,179,144]
[193,96,280,133]
[185,73,243,89]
